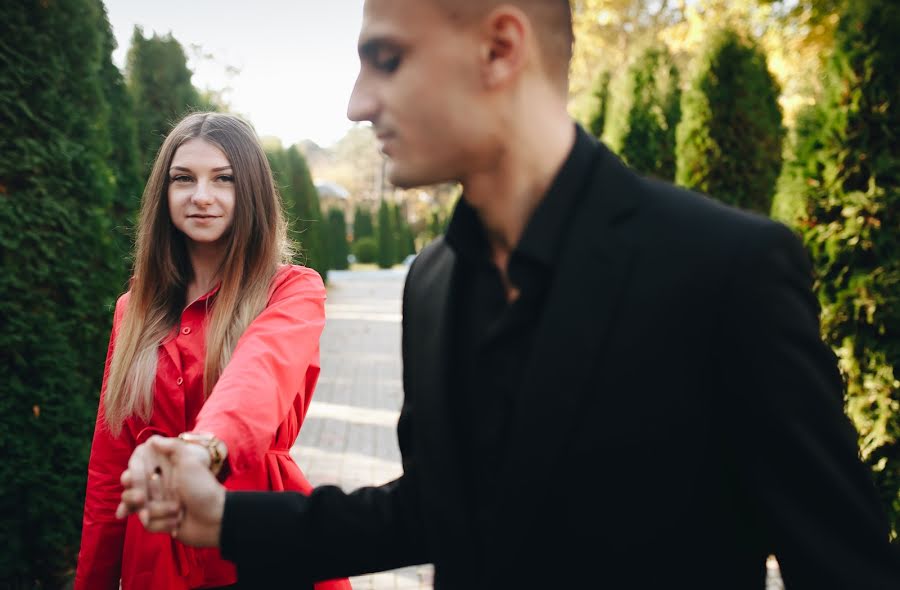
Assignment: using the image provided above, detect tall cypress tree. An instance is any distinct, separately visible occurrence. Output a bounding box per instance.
[326,207,350,270]
[605,46,680,180]
[0,0,123,585]
[353,206,374,241]
[676,30,784,214]
[586,70,611,139]
[376,199,396,269]
[800,0,900,538]
[126,27,202,170]
[283,146,329,279]
[98,10,142,284]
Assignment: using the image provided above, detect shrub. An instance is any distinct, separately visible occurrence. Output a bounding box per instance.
[605,46,680,180]
[353,237,378,264]
[676,29,784,214]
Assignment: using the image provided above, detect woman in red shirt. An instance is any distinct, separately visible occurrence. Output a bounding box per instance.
[75,112,351,590]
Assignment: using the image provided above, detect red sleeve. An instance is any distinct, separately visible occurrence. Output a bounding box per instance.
[194,266,326,476]
[74,294,134,590]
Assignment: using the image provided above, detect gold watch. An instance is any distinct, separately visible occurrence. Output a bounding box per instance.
[178,432,227,477]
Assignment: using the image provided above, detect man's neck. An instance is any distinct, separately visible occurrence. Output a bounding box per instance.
[461,116,576,268]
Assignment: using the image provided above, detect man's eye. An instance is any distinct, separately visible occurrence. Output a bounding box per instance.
[375,54,401,73]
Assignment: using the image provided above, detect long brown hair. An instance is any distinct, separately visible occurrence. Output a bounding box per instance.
[104,112,293,435]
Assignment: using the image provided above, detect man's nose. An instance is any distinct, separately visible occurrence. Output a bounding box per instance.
[347,74,377,123]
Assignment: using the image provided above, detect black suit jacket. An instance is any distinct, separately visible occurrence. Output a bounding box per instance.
[221,139,900,589]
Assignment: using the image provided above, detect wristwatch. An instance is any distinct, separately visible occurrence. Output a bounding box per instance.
[178,431,228,477]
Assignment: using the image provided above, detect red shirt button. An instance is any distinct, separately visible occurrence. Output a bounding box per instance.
[176,377,184,386]
[181,327,191,335]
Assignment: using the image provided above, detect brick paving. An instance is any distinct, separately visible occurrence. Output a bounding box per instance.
[292,269,433,590]
[292,269,786,590]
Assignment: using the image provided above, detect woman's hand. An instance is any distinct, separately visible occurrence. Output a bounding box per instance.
[117,436,225,546]
[116,435,177,523]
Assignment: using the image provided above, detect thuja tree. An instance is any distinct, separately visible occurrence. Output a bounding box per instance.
[676,29,784,214]
[800,0,900,539]
[586,70,611,140]
[376,198,396,269]
[605,45,680,180]
[267,145,330,279]
[326,207,350,270]
[126,27,201,169]
[0,0,124,585]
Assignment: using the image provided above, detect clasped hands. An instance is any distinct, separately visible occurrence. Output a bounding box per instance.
[115,436,225,548]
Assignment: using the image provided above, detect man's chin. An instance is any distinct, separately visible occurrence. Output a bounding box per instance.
[387,163,453,189]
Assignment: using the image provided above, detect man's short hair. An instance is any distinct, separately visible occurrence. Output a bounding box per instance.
[433,0,573,89]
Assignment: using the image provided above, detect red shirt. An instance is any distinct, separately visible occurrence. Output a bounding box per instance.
[75,265,351,590]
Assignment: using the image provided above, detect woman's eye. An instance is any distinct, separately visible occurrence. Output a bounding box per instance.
[217,175,234,183]
[171,175,192,183]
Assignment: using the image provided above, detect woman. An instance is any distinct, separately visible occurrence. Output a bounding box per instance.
[75,112,351,590]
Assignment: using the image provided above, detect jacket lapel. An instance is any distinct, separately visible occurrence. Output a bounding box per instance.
[494,145,643,563]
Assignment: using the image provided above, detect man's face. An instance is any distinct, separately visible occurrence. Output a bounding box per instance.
[347,0,493,188]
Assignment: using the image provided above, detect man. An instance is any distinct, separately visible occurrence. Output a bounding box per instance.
[121,0,900,587]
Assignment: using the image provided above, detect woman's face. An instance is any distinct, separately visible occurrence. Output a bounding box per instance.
[167,138,236,249]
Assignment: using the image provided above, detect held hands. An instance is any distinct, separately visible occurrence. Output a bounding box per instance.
[117,436,225,547]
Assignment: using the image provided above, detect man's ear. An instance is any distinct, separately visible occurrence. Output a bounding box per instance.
[479,6,529,89]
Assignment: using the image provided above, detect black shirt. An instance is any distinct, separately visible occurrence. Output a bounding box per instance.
[444,125,597,560]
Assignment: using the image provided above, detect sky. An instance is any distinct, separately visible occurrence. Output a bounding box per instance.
[103,0,366,148]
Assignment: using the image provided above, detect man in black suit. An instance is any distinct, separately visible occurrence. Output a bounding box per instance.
[121,0,900,587]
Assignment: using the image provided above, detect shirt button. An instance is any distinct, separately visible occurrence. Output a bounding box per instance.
[176,377,184,386]
[181,327,191,335]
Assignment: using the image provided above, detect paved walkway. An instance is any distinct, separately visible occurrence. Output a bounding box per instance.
[292,269,786,590]
[292,269,434,590]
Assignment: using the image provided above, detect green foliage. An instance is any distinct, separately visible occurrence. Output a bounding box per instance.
[326,207,350,270]
[267,146,330,279]
[352,237,378,264]
[0,0,125,585]
[353,206,374,241]
[586,71,611,139]
[771,104,828,225]
[126,27,202,170]
[376,199,396,269]
[798,0,900,539]
[422,206,451,244]
[391,203,415,263]
[98,14,142,283]
[604,46,681,180]
[676,29,785,214]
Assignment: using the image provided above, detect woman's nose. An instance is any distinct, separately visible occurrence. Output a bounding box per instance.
[191,182,215,205]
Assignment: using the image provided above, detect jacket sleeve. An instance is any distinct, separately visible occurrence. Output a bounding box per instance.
[218,259,430,583]
[193,266,327,476]
[722,222,900,588]
[74,295,134,590]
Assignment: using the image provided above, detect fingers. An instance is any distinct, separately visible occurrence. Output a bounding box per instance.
[149,435,180,456]
[139,499,181,533]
